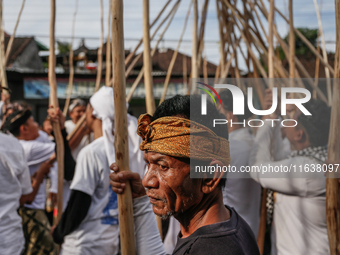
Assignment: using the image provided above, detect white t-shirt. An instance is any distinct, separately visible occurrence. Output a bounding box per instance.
[0,133,32,255]
[223,127,261,237]
[250,122,329,255]
[62,137,145,255]
[19,138,56,210]
[65,120,93,160]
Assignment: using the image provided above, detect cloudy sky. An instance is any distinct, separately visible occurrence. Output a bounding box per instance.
[2,0,337,69]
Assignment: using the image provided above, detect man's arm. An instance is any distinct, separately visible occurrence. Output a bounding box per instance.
[67,122,89,151]
[20,159,52,205]
[52,190,91,244]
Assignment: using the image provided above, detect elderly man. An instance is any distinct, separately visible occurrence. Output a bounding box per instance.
[110,95,260,255]
[52,86,160,255]
[249,98,331,255]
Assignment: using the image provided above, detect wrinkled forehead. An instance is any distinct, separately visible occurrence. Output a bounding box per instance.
[144,150,190,165]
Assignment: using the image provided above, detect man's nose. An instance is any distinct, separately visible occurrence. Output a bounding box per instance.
[142,164,159,189]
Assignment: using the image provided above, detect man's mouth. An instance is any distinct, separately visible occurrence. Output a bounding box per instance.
[147,193,166,204]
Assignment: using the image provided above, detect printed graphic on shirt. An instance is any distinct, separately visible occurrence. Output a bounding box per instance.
[101,188,118,225]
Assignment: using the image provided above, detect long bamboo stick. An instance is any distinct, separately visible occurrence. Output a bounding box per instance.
[63,0,79,116]
[126,1,180,103]
[111,0,136,254]
[313,41,320,99]
[197,0,209,70]
[5,0,26,65]
[105,0,112,86]
[268,0,274,81]
[94,0,104,92]
[0,17,8,92]
[143,0,161,236]
[289,0,295,79]
[183,53,188,88]
[191,0,198,91]
[313,0,332,105]
[49,0,65,223]
[216,0,225,72]
[326,1,340,254]
[159,1,192,104]
[124,0,172,66]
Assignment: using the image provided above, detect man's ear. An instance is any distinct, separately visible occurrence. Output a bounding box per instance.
[295,127,307,143]
[201,159,225,194]
[19,124,27,135]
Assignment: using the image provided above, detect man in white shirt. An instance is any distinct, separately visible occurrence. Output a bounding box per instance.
[3,108,75,255]
[53,86,146,255]
[0,132,32,255]
[64,98,92,160]
[249,99,331,255]
[0,132,53,255]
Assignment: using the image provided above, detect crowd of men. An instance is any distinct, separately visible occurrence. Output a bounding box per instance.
[0,82,334,255]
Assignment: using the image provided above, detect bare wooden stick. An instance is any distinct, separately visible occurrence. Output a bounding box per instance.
[183,53,188,88]
[197,0,209,70]
[268,0,275,81]
[111,0,136,254]
[124,0,172,66]
[49,0,65,224]
[5,0,26,65]
[63,0,79,116]
[289,0,295,79]
[216,0,225,72]
[105,0,112,86]
[126,1,180,103]
[313,41,320,99]
[313,0,332,105]
[326,1,340,254]
[192,0,198,83]
[159,1,192,104]
[94,0,104,92]
[0,18,8,92]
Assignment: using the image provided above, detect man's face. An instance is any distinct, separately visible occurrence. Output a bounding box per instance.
[69,105,86,123]
[24,116,40,140]
[284,109,305,146]
[142,151,202,219]
[42,119,53,135]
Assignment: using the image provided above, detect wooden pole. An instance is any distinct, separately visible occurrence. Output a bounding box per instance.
[63,0,78,116]
[313,41,321,99]
[5,0,26,65]
[124,0,172,66]
[94,0,104,92]
[159,1,192,105]
[191,0,198,93]
[289,0,295,79]
[326,1,340,254]
[49,0,65,224]
[183,53,188,88]
[111,0,136,254]
[143,0,157,114]
[105,0,112,86]
[313,0,332,105]
[143,0,161,236]
[0,4,8,93]
[268,0,275,81]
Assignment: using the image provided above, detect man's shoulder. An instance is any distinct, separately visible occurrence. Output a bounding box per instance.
[173,208,260,255]
[0,133,21,150]
[78,137,106,158]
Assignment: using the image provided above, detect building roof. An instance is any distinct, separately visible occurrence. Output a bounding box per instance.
[4,34,34,67]
[130,48,217,76]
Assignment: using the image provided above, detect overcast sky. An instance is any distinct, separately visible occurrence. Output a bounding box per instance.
[3,0,337,69]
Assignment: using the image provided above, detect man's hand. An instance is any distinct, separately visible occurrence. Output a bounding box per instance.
[48,106,65,130]
[109,163,146,199]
